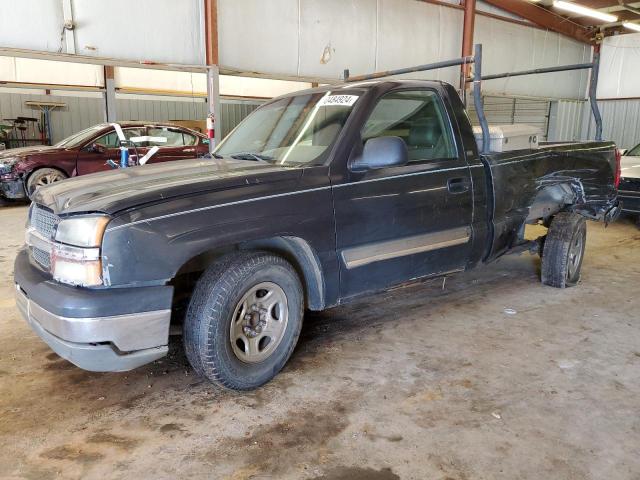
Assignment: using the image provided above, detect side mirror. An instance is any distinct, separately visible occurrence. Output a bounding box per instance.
[350,136,408,172]
[618,148,627,156]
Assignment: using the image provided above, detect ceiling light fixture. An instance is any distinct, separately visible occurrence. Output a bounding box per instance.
[623,21,640,32]
[552,1,618,22]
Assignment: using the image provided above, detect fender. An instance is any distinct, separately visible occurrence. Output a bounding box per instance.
[100,180,338,310]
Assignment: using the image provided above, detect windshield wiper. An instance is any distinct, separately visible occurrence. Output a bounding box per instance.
[230,152,273,162]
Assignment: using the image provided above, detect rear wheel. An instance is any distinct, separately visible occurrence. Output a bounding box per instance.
[26,168,67,198]
[183,251,303,390]
[541,212,587,288]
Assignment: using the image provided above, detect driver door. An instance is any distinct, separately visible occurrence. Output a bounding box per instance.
[333,88,474,299]
[76,127,146,175]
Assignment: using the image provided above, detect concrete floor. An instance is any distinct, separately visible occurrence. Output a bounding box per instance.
[0,204,639,480]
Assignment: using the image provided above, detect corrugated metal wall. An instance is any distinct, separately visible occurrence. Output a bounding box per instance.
[0,91,104,144]
[548,100,585,142]
[582,99,640,149]
[540,98,640,148]
[545,98,640,148]
[0,90,261,145]
[467,95,551,139]
[220,101,261,137]
[4,87,636,150]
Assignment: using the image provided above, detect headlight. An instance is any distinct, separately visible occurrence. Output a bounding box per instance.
[51,243,102,286]
[0,162,15,175]
[51,215,110,286]
[55,215,110,247]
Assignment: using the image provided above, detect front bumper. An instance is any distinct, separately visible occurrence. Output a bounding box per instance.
[14,249,173,372]
[0,178,27,199]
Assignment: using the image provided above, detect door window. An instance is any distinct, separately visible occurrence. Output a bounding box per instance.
[93,128,146,147]
[362,90,456,162]
[183,132,197,146]
[147,127,193,147]
[94,131,119,148]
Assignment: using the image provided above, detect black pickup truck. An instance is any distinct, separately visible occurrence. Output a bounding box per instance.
[14,80,620,390]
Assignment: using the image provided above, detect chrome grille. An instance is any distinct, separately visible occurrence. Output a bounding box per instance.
[31,204,59,239]
[31,246,51,269]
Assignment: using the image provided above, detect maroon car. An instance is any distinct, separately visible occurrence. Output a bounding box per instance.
[0,121,209,200]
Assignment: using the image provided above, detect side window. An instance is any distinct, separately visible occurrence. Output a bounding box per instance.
[124,128,145,141]
[362,90,456,162]
[94,128,146,148]
[93,131,119,148]
[183,132,197,146]
[148,127,185,147]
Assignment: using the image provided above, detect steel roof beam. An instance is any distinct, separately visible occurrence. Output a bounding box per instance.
[480,0,594,43]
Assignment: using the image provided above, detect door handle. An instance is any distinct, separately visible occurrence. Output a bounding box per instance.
[447,177,470,194]
[184,148,196,153]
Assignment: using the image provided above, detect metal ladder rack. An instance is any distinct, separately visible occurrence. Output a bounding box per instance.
[343,44,603,154]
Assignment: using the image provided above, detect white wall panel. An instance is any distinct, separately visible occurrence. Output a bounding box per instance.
[376,0,461,85]
[71,0,204,64]
[3,0,593,100]
[219,0,590,98]
[116,68,311,98]
[0,0,63,53]
[597,33,640,99]
[298,0,377,78]
[0,56,104,87]
[218,0,300,76]
[0,0,204,65]
[475,17,590,99]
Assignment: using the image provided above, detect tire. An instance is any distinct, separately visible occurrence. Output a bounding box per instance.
[541,212,587,288]
[183,251,304,390]
[26,168,67,198]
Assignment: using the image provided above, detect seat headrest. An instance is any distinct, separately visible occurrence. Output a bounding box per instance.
[408,119,440,147]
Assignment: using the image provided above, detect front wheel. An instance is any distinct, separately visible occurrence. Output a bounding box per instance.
[183,251,304,390]
[541,212,587,288]
[26,168,67,198]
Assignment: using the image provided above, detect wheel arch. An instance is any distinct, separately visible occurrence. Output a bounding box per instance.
[526,183,577,224]
[174,235,326,311]
[25,166,69,191]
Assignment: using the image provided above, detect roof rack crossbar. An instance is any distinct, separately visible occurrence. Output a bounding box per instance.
[343,56,475,83]
[479,62,594,81]
[342,43,603,150]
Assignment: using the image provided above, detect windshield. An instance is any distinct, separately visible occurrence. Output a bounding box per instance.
[215,91,361,165]
[55,124,106,148]
[628,143,640,156]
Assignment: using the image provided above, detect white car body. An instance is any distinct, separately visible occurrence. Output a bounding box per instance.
[620,143,640,215]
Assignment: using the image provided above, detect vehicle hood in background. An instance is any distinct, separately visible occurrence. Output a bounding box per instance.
[621,155,640,180]
[32,158,303,215]
[0,146,62,166]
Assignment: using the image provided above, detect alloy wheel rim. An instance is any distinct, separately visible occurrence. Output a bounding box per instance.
[229,282,289,363]
[567,231,584,280]
[34,172,64,191]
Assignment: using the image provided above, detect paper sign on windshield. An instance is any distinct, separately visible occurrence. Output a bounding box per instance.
[317,95,359,107]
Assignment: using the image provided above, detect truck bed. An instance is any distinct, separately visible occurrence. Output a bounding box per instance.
[479,141,618,261]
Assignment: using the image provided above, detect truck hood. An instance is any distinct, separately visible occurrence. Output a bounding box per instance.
[32,158,303,215]
[0,145,62,166]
